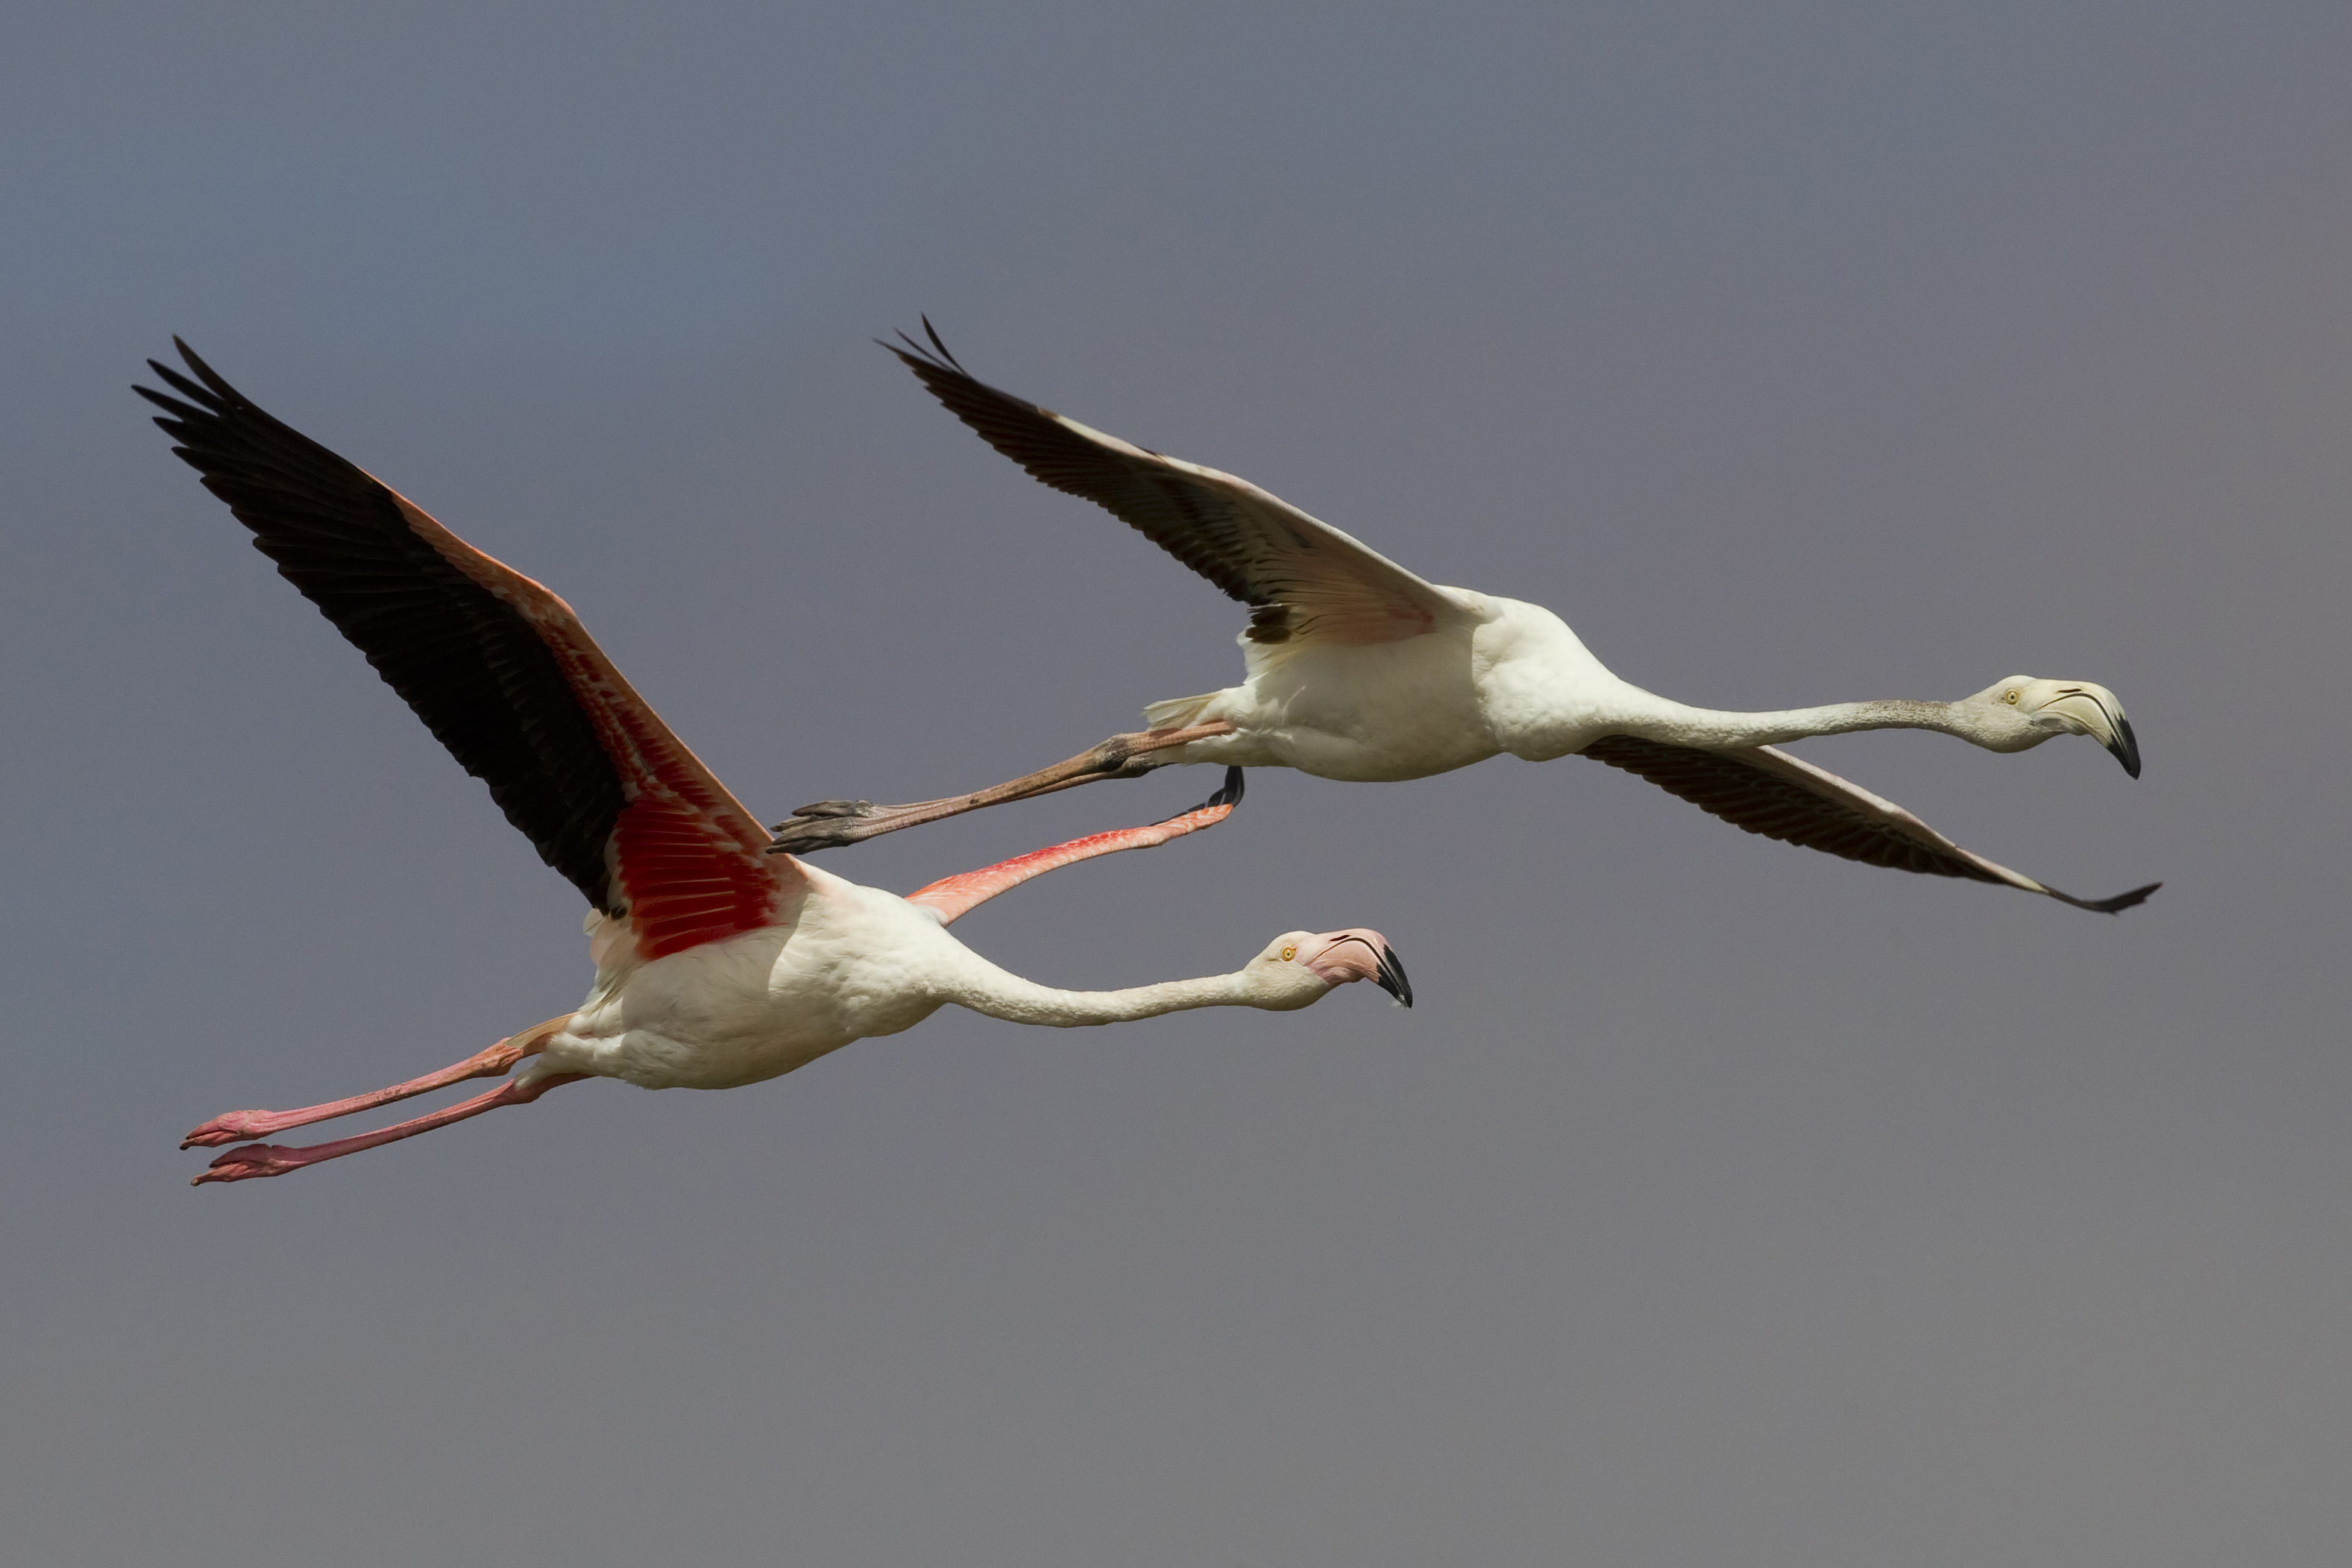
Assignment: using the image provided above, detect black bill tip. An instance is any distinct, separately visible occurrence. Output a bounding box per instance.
[1373,943,1414,1009]
[2107,717,2142,779]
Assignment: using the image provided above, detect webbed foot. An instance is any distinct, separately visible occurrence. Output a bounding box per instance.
[193,1143,306,1185]
[181,1111,283,1150]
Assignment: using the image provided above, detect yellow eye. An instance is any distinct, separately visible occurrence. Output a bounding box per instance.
[1280,945,1298,961]
[2004,689,2021,704]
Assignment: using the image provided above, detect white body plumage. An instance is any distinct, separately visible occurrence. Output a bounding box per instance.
[777,330,2152,915]
[549,873,948,1092]
[1148,591,1639,778]
[543,862,1394,1093]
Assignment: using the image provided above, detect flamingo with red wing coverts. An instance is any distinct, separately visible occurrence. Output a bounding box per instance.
[139,343,1407,1187]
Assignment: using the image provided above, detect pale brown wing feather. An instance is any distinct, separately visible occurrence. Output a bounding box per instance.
[890,327,1461,646]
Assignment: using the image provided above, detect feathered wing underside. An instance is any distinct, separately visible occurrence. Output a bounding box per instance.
[1579,736,2160,913]
[137,341,799,958]
[890,324,1462,648]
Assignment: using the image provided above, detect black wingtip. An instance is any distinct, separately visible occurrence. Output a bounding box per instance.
[173,338,220,391]
[919,315,963,371]
[2051,880,2161,914]
[2086,881,2162,914]
[136,339,251,423]
[880,318,968,377]
[169,339,237,400]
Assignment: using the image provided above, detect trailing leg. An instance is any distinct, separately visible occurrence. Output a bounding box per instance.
[766,721,1233,854]
[192,1070,591,1186]
[180,1016,573,1149]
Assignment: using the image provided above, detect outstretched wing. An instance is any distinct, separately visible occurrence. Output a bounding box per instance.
[138,341,801,960]
[1580,735,2160,914]
[890,324,1465,648]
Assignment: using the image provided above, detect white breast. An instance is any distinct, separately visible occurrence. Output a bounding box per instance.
[1168,610,1497,782]
[542,873,957,1091]
[1465,595,1642,761]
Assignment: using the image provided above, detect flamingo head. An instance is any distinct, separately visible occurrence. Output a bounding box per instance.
[1246,928,1413,1010]
[1963,676,2140,776]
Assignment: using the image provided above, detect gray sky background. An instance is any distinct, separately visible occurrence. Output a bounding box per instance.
[6,4,2351,1563]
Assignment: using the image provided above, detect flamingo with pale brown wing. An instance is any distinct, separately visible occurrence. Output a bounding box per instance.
[139,343,1408,1187]
[772,325,2157,916]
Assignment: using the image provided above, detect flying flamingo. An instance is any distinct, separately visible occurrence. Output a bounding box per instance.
[770,326,2157,915]
[139,343,1409,1188]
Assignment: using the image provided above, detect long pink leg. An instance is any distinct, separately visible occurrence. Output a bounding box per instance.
[902,767,1245,925]
[193,1071,591,1186]
[180,1015,573,1149]
[767,721,1235,854]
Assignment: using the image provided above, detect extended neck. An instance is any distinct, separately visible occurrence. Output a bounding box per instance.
[949,964,1256,1028]
[1626,697,1974,751]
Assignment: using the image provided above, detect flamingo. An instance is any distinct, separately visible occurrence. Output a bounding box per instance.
[770,326,2157,915]
[138,343,1409,1188]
